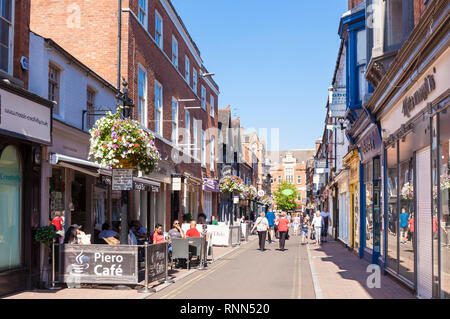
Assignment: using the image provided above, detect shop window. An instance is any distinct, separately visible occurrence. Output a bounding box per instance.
[50,167,65,221]
[0,145,22,271]
[0,0,13,74]
[386,143,399,272]
[433,108,450,298]
[71,172,87,229]
[365,160,374,251]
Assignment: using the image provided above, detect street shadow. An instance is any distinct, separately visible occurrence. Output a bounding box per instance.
[311,241,415,299]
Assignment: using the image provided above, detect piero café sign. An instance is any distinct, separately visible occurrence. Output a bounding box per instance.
[59,245,139,284]
[0,88,51,144]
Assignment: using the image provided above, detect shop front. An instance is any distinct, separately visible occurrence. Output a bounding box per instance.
[357,126,383,263]
[0,82,52,296]
[203,178,220,223]
[380,43,449,298]
[335,169,349,246]
[343,149,360,253]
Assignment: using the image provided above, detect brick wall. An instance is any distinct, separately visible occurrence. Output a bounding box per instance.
[13,0,31,88]
[348,0,364,10]
[414,0,428,25]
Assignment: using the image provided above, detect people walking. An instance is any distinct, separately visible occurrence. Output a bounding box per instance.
[276,212,290,251]
[251,212,269,251]
[300,213,309,245]
[321,208,330,243]
[311,211,324,245]
[292,213,300,236]
[265,210,276,243]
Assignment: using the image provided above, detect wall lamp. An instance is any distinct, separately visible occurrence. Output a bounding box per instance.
[201,72,215,77]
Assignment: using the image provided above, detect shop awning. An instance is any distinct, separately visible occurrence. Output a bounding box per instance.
[49,153,106,177]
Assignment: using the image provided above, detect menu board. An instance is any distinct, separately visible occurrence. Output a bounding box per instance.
[147,242,168,283]
[112,169,133,191]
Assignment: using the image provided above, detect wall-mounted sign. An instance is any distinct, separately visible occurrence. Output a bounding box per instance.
[402,73,436,117]
[233,196,239,204]
[358,127,382,162]
[315,168,330,174]
[0,88,52,144]
[59,245,139,285]
[112,169,133,191]
[258,190,265,197]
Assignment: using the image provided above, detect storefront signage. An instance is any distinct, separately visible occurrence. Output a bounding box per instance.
[203,178,220,192]
[402,74,436,117]
[233,196,239,204]
[358,127,382,162]
[133,181,148,191]
[112,169,133,191]
[147,242,168,283]
[0,88,52,144]
[59,245,139,285]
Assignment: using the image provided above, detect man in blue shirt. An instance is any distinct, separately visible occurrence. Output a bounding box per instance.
[266,210,276,243]
[399,208,409,244]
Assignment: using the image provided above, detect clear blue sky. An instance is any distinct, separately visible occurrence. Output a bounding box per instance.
[172,0,348,150]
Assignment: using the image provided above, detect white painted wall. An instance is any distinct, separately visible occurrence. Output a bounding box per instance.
[28,32,117,131]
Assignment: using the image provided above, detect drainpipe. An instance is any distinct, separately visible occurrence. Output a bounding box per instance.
[117,0,122,89]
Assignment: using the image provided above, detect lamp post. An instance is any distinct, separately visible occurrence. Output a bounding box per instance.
[116,78,134,245]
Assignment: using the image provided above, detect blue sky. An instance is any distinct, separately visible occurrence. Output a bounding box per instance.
[172,0,348,150]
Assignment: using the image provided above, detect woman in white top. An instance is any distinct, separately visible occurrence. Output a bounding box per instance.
[311,211,324,245]
[292,213,301,236]
[251,212,269,251]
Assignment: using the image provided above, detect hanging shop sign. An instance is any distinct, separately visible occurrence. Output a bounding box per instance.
[172,176,182,191]
[221,165,232,177]
[315,159,327,169]
[233,196,240,204]
[112,169,133,191]
[0,87,52,144]
[258,190,265,197]
[59,245,139,285]
[329,88,346,118]
[402,73,436,117]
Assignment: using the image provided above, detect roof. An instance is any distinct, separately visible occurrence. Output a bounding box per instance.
[267,149,316,166]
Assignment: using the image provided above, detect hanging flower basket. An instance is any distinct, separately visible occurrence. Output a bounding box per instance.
[88,106,161,174]
[240,185,258,200]
[219,175,245,195]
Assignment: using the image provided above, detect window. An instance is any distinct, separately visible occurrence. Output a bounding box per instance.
[138,0,148,29]
[210,136,215,170]
[297,175,302,185]
[0,0,13,73]
[154,81,163,135]
[185,56,190,85]
[201,130,206,167]
[155,10,163,49]
[201,86,206,110]
[0,146,22,271]
[172,36,178,69]
[356,29,367,103]
[192,69,198,93]
[210,95,215,118]
[171,98,178,144]
[278,176,282,184]
[48,63,60,115]
[185,110,190,153]
[138,66,147,127]
[286,167,294,184]
[193,118,198,159]
[86,87,96,129]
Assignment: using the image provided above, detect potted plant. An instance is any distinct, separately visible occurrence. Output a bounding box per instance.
[34,226,57,288]
[219,175,245,195]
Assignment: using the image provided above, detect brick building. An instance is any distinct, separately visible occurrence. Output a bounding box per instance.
[268,150,315,211]
[0,0,53,296]
[29,0,220,229]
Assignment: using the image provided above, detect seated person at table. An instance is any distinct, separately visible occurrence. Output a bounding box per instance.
[186,221,201,238]
[197,213,207,225]
[131,220,148,243]
[98,223,119,239]
[152,224,166,244]
[168,220,186,240]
